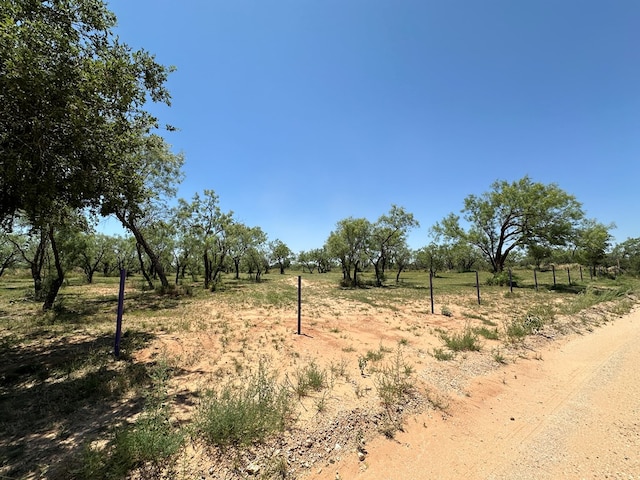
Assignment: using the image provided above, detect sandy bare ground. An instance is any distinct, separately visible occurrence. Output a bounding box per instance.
[307,308,640,480]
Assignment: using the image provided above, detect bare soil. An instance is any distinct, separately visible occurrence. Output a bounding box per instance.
[2,274,639,479]
[307,307,640,480]
[127,279,640,480]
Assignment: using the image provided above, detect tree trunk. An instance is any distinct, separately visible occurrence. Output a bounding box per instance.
[0,252,15,277]
[203,251,211,288]
[396,265,404,283]
[42,225,64,311]
[116,211,169,288]
[136,243,154,289]
[31,230,48,300]
[353,261,359,287]
[373,259,383,287]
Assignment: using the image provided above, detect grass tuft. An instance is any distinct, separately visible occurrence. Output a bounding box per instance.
[440,323,481,352]
[195,361,290,448]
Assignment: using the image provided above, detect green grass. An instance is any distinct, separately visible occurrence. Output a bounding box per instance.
[194,362,291,448]
[70,361,184,479]
[474,326,500,340]
[432,347,455,361]
[1,268,638,477]
[440,323,482,352]
[293,361,327,398]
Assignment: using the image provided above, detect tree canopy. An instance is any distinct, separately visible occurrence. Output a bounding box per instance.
[0,0,174,225]
[433,176,584,273]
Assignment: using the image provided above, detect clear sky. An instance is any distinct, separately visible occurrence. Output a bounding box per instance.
[105,0,639,253]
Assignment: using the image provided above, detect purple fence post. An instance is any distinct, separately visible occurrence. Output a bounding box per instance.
[429,270,434,314]
[297,275,302,335]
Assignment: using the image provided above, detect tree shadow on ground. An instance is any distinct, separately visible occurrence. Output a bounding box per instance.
[0,330,167,479]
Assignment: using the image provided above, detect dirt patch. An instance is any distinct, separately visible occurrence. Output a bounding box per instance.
[121,284,638,479]
[1,275,637,479]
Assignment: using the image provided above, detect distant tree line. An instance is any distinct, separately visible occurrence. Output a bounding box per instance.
[1,1,637,310]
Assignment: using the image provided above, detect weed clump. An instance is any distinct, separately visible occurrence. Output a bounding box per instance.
[439,323,481,352]
[505,313,545,342]
[75,361,184,479]
[293,361,327,398]
[432,347,455,361]
[373,347,414,410]
[195,362,290,447]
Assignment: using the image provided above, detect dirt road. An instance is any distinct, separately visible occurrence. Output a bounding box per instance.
[310,309,640,480]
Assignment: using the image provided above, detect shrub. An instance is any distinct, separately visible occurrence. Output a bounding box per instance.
[441,305,453,317]
[195,362,291,447]
[440,323,481,352]
[432,347,455,361]
[293,361,327,398]
[486,271,518,287]
[504,313,544,342]
[373,347,414,410]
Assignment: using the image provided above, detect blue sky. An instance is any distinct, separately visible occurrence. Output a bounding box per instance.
[105,0,639,253]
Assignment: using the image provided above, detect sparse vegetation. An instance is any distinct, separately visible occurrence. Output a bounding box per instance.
[440,323,482,352]
[373,347,415,414]
[72,361,184,479]
[432,347,455,361]
[292,361,327,398]
[0,268,637,478]
[194,362,291,447]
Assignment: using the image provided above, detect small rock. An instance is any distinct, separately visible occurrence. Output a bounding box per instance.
[246,463,260,476]
[357,451,366,462]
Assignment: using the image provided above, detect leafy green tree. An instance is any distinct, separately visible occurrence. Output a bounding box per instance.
[297,250,315,274]
[243,245,269,282]
[171,197,206,284]
[525,244,554,269]
[447,241,483,272]
[0,230,19,277]
[326,218,371,287]
[367,206,418,286]
[610,237,640,274]
[113,236,139,274]
[228,223,265,280]
[183,190,234,290]
[309,247,332,273]
[97,235,135,277]
[9,209,88,308]
[433,176,584,273]
[390,245,413,283]
[269,239,293,275]
[105,136,184,289]
[8,216,50,300]
[68,232,112,284]
[1,0,174,226]
[575,220,615,273]
[415,243,445,277]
